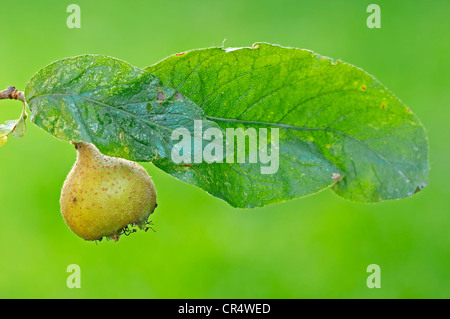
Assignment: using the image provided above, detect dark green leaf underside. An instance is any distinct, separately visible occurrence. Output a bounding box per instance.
[25,55,221,161]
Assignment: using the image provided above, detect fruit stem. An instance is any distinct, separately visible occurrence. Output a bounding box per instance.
[0,86,25,102]
[71,141,80,149]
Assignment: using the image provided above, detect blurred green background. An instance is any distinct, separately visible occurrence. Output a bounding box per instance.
[0,0,449,298]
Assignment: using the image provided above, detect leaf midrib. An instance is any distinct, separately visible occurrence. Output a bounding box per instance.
[28,92,175,133]
[206,115,411,183]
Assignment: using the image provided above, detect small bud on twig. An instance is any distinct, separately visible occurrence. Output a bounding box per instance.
[0,86,25,102]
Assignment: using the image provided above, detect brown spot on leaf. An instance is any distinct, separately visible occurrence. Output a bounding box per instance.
[332,173,343,182]
[157,91,166,101]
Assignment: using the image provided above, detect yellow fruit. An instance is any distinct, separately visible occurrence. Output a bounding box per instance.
[60,142,157,241]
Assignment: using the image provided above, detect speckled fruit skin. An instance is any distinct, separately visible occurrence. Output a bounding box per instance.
[60,142,157,241]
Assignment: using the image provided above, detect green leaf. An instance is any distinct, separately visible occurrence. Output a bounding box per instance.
[0,102,28,147]
[145,43,429,207]
[25,55,222,161]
